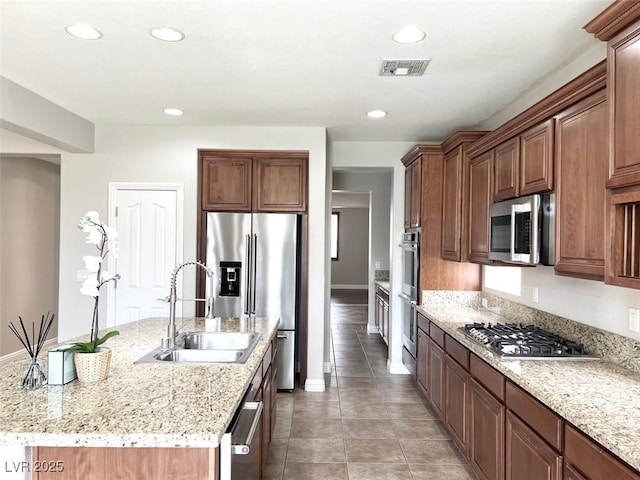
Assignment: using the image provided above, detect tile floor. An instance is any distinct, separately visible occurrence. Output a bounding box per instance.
[264,302,478,480]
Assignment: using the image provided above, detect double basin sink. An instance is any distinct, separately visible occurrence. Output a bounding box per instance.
[135,331,262,365]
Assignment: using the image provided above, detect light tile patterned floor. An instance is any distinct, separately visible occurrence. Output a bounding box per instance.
[264,303,478,480]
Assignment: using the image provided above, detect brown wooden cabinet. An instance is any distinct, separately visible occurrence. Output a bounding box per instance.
[441,132,488,262]
[554,90,608,280]
[375,285,389,345]
[606,185,640,288]
[520,120,554,196]
[468,150,494,264]
[606,19,640,189]
[469,377,505,480]
[199,150,308,213]
[494,138,520,202]
[416,325,429,397]
[428,338,445,419]
[444,354,469,456]
[505,411,562,480]
[402,151,422,229]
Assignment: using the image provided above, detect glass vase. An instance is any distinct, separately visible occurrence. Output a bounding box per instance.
[21,358,46,390]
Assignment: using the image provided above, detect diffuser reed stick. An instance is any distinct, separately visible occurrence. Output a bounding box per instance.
[8,312,55,389]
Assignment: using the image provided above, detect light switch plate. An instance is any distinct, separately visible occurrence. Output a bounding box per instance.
[629,308,640,333]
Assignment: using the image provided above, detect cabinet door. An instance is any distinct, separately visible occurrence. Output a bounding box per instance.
[261,365,272,467]
[416,328,429,395]
[469,378,505,480]
[382,300,390,344]
[201,154,253,211]
[410,158,422,228]
[494,138,520,202]
[607,185,640,289]
[520,120,554,196]
[445,355,469,457]
[404,165,412,229]
[564,464,589,480]
[555,91,607,280]
[469,150,494,264]
[429,339,445,419]
[442,147,464,261]
[505,411,562,480]
[254,156,307,212]
[607,20,640,188]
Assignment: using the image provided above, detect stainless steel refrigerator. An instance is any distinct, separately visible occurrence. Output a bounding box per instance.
[205,212,299,390]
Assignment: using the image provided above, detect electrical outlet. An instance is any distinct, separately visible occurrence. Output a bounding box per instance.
[375,261,381,269]
[629,308,640,333]
[482,298,488,308]
[532,287,539,304]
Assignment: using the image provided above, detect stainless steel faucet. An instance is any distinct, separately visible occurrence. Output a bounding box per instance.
[164,260,215,349]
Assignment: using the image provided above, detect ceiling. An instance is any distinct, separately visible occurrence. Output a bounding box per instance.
[0,0,610,143]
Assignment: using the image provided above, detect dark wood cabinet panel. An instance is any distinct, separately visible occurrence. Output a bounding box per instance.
[469,150,494,264]
[417,327,429,396]
[470,378,505,480]
[555,90,607,280]
[470,354,505,401]
[375,287,389,345]
[255,156,307,212]
[445,334,470,370]
[199,150,308,213]
[520,120,554,196]
[505,411,562,480]
[494,137,520,201]
[607,20,640,188]
[445,354,469,457]
[564,424,640,480]
[606,185,640,288]
[429,338,445,420]
[201,154,253,211]
[410,159,422,228]
[442,146,465,260]
[565,464,589,480]
[404,165,412,229]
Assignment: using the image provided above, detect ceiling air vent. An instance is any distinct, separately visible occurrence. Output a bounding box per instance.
[379,59,430,76]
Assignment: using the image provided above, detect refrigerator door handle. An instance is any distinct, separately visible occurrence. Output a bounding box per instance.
[244,233,251,315]
[251,233,258,314]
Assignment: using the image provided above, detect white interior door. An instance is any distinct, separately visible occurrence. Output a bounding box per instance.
[108,187,181,326]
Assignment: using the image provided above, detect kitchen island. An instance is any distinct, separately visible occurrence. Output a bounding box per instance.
[0,316,279,479]
[417,301,640,477]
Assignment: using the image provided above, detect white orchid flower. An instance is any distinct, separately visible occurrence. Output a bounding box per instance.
[104,226,118,242]
[100,270,119,282]
[80,275,100,297]
[85,227,104,245]
[85,211,100,223]
[110,245,119,259]
[83,255,103,273]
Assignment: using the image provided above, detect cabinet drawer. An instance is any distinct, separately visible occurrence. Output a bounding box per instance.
[262,343,272,375]
[505,381,563,452]
[470,354,505,401]
[417,312,429,334]
[430,322,445,349]
[445,335,470,371]
[565,424,640,480]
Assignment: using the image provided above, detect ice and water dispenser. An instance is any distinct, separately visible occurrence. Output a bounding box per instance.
[219,261,241,297]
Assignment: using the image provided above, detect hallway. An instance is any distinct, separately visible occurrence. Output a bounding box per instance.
[264,300,477,480]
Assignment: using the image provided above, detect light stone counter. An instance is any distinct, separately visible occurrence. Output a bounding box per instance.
[417,302,640,473]
[375,280,390,293]
[0,316,279,449]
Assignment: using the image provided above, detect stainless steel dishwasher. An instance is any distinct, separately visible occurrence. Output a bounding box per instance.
[219,386,264,480]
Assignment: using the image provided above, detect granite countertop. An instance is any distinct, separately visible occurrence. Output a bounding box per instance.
[417,303,640,472]
[375,280,390,292]
[0,316,279,449]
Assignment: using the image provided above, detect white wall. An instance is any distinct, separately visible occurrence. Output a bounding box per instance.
[329,141,414,373]
[479,40,640,341]
[330,207,369,288]
[57,124,329,388]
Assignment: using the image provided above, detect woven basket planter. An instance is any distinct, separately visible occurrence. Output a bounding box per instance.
[73,347,112,383]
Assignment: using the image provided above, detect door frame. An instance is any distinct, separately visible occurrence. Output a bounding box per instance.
[106,182,184,328]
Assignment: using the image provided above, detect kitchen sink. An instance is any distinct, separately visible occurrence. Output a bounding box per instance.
[183,331,261,351]
[134,331,262,365]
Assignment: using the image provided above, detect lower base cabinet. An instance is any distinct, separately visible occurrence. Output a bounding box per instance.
[469,377,505,480]
[444,355,469,456]
[505,411,562,480]
[428,339,445,419]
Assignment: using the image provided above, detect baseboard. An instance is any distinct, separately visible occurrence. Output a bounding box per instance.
[388,359,410,375]
[304,378,326,392]
[367,324,379,334]
[0,337,58,368]
[331,284,368,290]
[323,362,333,374]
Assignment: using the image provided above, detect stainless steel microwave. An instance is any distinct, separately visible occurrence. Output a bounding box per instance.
[488,194,555,266]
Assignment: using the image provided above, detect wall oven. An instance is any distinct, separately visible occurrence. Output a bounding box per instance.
[489,193,555,266]
[400,231,419,357]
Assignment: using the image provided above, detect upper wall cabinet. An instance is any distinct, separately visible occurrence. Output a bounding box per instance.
[199,150,308,213]
[402,149,422,230]
[468,150,494,265]
[554,91,607,280]
[493,137,520,202]
[441,132,488,262]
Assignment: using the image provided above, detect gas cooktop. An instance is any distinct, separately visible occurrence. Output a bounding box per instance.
[460,322,599,360]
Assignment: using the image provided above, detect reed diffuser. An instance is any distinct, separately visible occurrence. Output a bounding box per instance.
[8,312,55,390]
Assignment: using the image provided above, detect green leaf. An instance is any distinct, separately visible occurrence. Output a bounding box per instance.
[96,330,120,346]
[63,331,119,353]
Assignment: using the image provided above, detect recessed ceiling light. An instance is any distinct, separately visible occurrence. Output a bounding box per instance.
[150,27,185,42]
[367,110,387,119]
[65,24,103,40]
[392,26,426,44]
[163,108,184,116]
